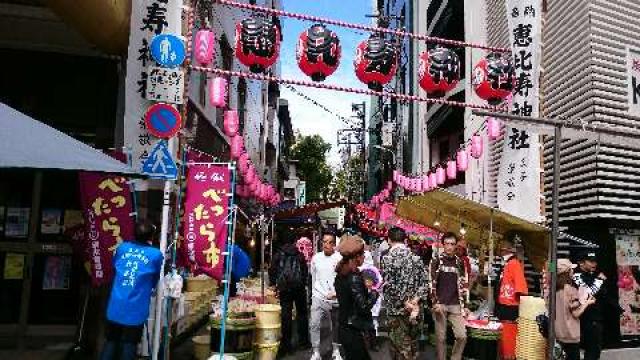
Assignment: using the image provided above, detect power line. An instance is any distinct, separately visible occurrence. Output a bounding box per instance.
[282,83,360,128]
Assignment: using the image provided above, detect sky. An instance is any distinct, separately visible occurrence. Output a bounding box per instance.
[279,0,372,166]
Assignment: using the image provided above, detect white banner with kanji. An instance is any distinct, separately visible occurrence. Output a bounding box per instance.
[497,0,543,222]
[124,0,182,171]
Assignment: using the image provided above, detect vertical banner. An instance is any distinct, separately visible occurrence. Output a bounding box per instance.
[124,0,183,171]
[79,173,135,286]
[183,164,232,280]
[497,0,543,222]
[626,47,640,117]
[612,228,640,335]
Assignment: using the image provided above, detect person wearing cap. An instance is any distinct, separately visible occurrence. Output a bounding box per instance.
[495,236,528,360]
[334,234,378,360]
[382,227,430,360]
[555,258,596,360]
[573,250,617,360]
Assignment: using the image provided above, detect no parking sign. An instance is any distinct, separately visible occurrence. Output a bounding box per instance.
[144,103,182,139]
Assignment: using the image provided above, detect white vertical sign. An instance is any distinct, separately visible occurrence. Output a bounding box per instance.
[627,47,640,117]
[124,0,183,171]
[497,0,543,222]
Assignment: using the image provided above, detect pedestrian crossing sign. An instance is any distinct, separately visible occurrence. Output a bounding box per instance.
[142,140,178,180]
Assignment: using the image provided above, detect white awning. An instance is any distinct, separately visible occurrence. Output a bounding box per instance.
[0,102,138,174]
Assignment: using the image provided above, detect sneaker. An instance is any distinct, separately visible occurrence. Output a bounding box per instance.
[310,351,322,360]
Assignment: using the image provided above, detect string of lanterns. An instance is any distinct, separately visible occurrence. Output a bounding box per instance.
[393,113,507,194]
[368,181,393,209]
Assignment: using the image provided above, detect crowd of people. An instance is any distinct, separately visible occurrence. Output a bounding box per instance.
[267,228,613,360]
[96,220,613,360]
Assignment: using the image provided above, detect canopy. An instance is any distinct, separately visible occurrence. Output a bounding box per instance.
[273,200,347,220]
[397,189,549,270]
[0,103,138,174]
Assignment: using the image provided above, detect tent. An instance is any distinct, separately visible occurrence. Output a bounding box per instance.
[0,102,137,174]
[397,189,551,270]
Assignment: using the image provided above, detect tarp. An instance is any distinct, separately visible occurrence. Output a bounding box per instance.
[0,103,137,174]
[397,189,550,270]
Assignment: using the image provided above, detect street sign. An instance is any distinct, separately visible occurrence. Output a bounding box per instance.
[142,141,178,180]
[146,66,185,104]
[144,103,182,139]
[150,34,186,68]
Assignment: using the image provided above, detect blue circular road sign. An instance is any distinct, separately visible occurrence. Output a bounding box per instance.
[150,34,186,68]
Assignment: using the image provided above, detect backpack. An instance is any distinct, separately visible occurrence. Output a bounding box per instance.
[276,251,304,290]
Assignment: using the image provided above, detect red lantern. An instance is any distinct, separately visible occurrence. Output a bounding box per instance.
[418,46,460,97]
[296,24,341,81]
[354,34,397,91]
[472,52,515,105]
[235,16,281,73]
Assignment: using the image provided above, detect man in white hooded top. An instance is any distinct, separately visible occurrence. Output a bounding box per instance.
[309,231,343,360]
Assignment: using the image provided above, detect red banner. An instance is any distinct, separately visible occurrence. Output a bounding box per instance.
[78,173,135,286]
[183,164,232,280]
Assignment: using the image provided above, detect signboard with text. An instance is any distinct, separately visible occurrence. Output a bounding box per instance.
[183,164,232,280]
[497,0,543,222]
[627,48,640,117]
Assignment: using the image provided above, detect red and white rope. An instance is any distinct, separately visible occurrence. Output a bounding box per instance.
[190,66,509,112]
[213,0,510,53]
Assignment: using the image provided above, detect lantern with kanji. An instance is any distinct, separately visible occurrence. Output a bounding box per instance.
[418,46,461,97]
[472,52,515,105]
[235,16,281,73]
[354,34,397,91]
[296,24,341,81]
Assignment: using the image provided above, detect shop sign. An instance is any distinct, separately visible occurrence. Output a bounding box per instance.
[497,0,543,222]
[79,173,135,287]
[183,164,232,280]
[146,66,185,104]
[124,0,183,172]
[381,122,394,147]
[611,228,640,335]
[627,47,640,117]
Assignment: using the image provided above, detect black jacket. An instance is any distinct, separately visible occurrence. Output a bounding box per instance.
[268,243,308,291]
[335,271,378,331]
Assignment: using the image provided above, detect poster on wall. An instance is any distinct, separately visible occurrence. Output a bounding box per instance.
[5,207,30,238]
[41,208,63,235]
[182,164,232,280]
[612,228,640,335]
[3,253,25,280]
[497,0,543,222]
[42,256,72,290]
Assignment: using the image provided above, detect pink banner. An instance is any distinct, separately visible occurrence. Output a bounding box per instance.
[183,164,232,280]
[78,173,134,287]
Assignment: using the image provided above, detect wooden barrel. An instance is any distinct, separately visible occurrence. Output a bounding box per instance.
[254,341,279,360]
[254,304,281,328]
[254,324,281,344]
[210,317,255,354]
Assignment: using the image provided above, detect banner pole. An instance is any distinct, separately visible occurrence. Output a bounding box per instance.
[219,163,237,359]
[152,139,176,360]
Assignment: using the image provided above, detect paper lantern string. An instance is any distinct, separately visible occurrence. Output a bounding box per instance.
[191,66,508,112]
[212,0,510,53]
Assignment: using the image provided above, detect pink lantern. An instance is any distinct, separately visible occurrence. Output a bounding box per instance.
[195,29,216,65]
[248,181,258,195]
[487,117,501,140]
[244,166,257,185]
[386,181,393,190]
[456,148,468,171]
[230,135,245,159]
[237,153,250,175]
[415,177,423,192]
[224,110,240,137]
[471,134,483,159]
[209,77,228,108]
[393,170,399,183]
[446,160,457,180]
[422,175,430,192]
[429,172,438,189]
[436,167,446,185]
